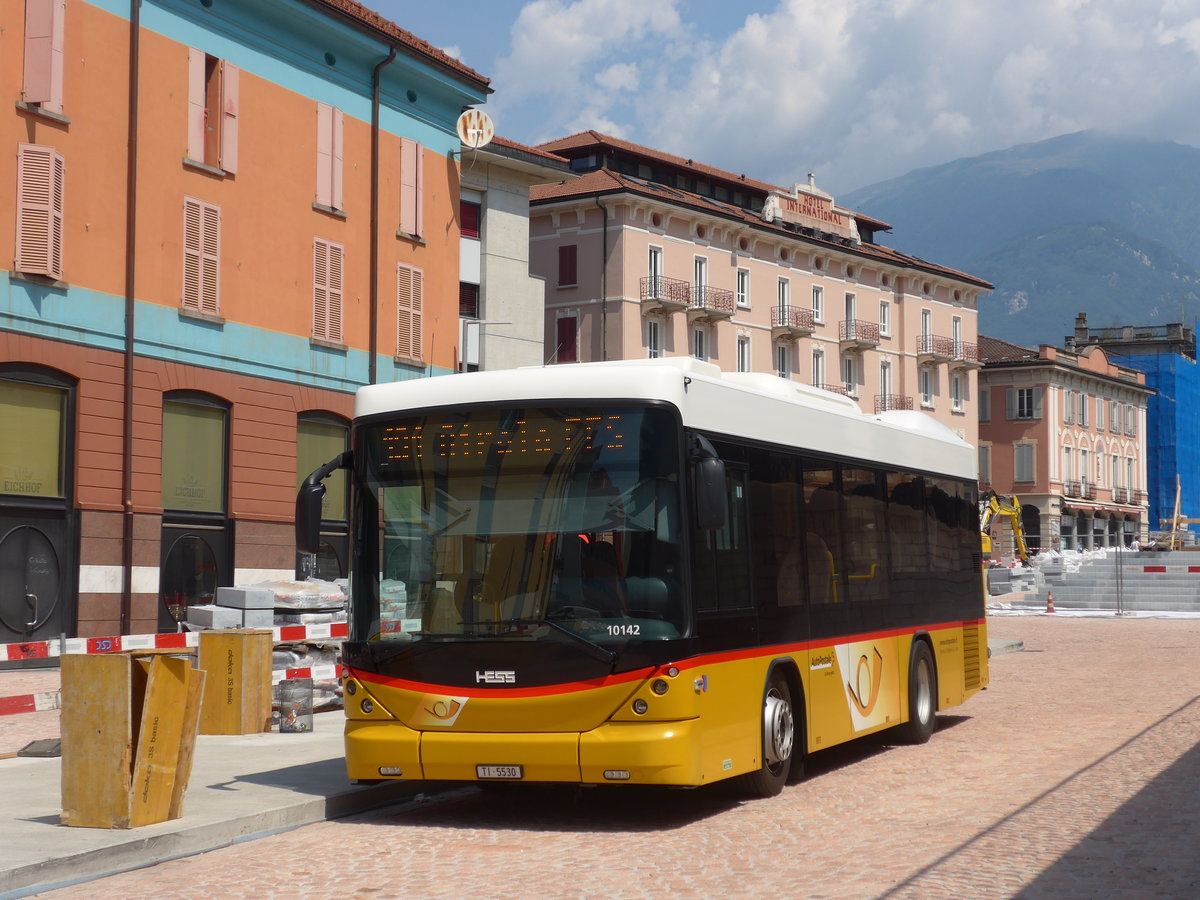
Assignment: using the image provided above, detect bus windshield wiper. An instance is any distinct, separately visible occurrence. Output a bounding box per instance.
[480,617,618,665]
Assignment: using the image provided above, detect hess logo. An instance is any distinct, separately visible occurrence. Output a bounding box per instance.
[475,670,516,684]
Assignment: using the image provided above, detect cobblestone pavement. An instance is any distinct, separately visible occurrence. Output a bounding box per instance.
[26,616,1200,899]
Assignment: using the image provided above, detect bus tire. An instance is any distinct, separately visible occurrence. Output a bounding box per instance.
[739,669,795,798]
[897,640,937,744]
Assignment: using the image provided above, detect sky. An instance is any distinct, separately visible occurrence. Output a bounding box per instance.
[370,0,1200,196]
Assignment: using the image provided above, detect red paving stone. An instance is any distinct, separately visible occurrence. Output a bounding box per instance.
[25,616,1200,899]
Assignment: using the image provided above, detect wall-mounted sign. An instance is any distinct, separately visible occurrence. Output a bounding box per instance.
[761,180,859,243]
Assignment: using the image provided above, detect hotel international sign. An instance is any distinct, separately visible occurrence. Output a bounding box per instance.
[761,183,859,243]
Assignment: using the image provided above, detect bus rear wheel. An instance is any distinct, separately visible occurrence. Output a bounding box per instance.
[897,640,937,744]
[740,670,795,798]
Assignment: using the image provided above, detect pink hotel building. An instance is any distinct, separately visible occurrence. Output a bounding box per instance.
[527,132,992,448]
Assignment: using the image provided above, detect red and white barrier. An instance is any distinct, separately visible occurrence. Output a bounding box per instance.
[1139,565,1200,574]
[0,622,348,664]
[0,690,62,717]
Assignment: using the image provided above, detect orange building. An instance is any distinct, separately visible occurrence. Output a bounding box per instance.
[1,0,490,645]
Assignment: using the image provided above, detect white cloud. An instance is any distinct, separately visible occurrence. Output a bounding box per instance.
[595,62,639,92]
[490,0,1200,192]
[488,0,683,139]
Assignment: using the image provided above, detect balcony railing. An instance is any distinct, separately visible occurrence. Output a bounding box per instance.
[639,275,690,313]
[916,333,954,361]
[1112,486,1129,503]
[839,319,880,351]
[1080,481,1095,500]
[818,383,848,396]
[1064,480,1081,498]
[688,285,736,321]
[951,340,982,368]
[875,394,913,414]
[771,305,815,339]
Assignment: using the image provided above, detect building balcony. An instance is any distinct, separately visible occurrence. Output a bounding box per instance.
[916,333,954,363]
[874,394,913,414]
[949,341,982,369]
[687,285,736,322]
[1112,486,1129,503]
[1064,480,1081,498]
[771,305,815,340]
[1080,481,1096,500]
[639,275,689,314]
[839,319,880,352]
[817,383,849,396]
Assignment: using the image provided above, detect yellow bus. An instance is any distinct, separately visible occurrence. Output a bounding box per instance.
[297,358,988,797]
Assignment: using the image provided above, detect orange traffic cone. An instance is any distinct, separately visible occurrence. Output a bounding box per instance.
[1046,591,1056,614]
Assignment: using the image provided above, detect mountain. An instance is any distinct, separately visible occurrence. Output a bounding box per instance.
[840,131,1200,347]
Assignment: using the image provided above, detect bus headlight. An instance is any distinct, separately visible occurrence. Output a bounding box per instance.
[651,679,669,695]
[632,699,648,715]
[361,697,374,714]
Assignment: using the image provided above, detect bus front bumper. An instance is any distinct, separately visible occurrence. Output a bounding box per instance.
[344,718,704,786]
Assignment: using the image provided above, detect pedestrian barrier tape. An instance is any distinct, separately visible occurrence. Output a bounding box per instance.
[0,622,348,663]
[0,624,349,716]
[0,665,345,717]
[0,690,62,716]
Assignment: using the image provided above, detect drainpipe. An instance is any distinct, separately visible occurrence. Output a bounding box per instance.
[595,197,608,361]
[369,46,397,385]
[120,0,142,634]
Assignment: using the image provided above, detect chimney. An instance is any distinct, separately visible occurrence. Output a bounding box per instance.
[807,173,815,188]
[1074,312,1088,343]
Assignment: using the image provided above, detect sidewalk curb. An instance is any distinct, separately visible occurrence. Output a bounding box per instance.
[0,777,433,899]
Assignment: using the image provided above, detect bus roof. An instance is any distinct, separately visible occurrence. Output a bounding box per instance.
[355,359,975,480]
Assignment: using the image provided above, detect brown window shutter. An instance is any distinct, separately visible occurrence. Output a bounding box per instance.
[15,143,65,280]
[396,263,424,361]
[313,238,344,342]
[183,197,219,313]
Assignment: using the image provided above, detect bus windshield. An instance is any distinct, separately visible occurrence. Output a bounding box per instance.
[354,404,685,647]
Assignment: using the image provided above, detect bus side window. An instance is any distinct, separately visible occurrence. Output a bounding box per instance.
[691,467,752,611]
[802,469,841,606]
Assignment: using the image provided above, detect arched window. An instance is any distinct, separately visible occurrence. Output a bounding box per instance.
[0,366,75,643]
[296,412,349,579]
[159,392,230,630]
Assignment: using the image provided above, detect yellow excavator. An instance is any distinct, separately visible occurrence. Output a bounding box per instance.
[980,490,1031,567]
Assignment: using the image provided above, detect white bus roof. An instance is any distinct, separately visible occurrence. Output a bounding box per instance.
[355,358,975,480]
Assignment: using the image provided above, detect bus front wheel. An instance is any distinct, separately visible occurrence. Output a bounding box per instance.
[740,670,795,798]
[897,641,937,744]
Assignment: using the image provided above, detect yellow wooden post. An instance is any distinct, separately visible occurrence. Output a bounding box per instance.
[60,651,206,829]
[197,629,273,735]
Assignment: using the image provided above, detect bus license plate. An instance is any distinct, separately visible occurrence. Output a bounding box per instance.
[476,765,523,780]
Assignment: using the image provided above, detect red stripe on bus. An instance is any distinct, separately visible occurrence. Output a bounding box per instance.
[351,618,982,698]
[354,665,656,699]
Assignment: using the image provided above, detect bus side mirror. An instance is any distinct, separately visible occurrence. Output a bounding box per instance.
[296,481,326,555]
[295,451,352,555]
